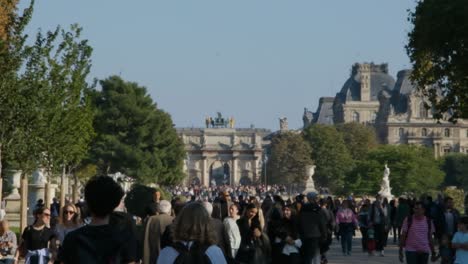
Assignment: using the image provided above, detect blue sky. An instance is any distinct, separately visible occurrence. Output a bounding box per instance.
[19,0,417,130]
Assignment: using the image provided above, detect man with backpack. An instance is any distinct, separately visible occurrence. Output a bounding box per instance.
[58,176,137,264]
[399,201,437,264]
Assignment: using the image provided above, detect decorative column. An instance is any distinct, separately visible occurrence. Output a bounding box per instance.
[201,157,209,186]
[232,157,238,186]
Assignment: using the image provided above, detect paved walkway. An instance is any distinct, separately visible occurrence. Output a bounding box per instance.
[327,235,400,264]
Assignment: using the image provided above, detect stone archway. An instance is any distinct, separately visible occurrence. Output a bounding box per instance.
[210,161,230,186]
[239,176,252,186]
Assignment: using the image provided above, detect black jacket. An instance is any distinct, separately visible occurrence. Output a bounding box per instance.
[297,203,327,239]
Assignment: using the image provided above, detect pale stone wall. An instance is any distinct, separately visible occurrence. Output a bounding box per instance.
[177,128,270,186]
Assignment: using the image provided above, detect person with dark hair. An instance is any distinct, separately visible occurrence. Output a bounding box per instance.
[399,201,437,264]
[319,198,334,264]
[58,176,137,264]
[145,190,161,218]
[279,205,301,264]
[266,207,283,264]
[157,202,227,263]
[15,207,57,264]
[297,192,327,264]
[236,203,271,264]
[336,200,358,256]
[389,199,398,244]
[368,199,387,257]
[433,196,461,263]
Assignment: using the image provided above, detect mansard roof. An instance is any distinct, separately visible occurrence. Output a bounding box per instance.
[336,63,396,103]
[312,97,334,125]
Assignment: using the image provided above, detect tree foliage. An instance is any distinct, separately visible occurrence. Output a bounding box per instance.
[441,153,468,189]
[90,76,185,185]
[21,24,95,176]
[267,131,312,185]
[347,145,444,196]
[336,123,378,159]
[303,124,353,193]
[407,0,468,121]
[0,0,39,176]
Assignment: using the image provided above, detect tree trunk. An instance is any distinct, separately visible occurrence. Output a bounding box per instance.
[0,145,3,203]
[60,165,66,216]
[20,174,28,232]
[44,182,51,208]
[72,174,79,203]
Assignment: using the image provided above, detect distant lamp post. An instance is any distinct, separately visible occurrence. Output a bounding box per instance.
[263,154,268,186]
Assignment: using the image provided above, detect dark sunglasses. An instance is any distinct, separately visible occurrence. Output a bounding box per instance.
[43,213,51,217]
[64,211,75,215]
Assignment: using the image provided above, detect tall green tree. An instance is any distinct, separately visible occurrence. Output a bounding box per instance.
[90,76,185,184]
[0,1,38,185]
[303,124,353,193]
[336,123,378,159]
[20,24,95,179]
[267,131,312,185]
[407,0,468,120]
[441,153,468,189]
[348,145,444,196]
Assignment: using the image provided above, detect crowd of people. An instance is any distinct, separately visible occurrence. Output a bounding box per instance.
[1,178,467,264]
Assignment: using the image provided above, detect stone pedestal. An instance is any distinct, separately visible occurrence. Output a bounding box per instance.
[4,197,20,227]
[3,170,22,227]
[303,178,317,194]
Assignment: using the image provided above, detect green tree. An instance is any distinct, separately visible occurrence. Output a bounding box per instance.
[407,0,468,120]
[267,131,312,185]
[336,123,378,159]
[303,124,353,193]
[90,76,185,184]
[0,1,38,186]
[349,145,444,196]
[21,24,95,178]
[441,153,468,189]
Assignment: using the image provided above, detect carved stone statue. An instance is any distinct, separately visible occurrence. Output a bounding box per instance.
[229,117,235,128]
[303,108,313,128]
[378,164,393,200]
[205,117,210,128]
[32,168,47,185]
[304,165,317,193]
[279,117,288,131]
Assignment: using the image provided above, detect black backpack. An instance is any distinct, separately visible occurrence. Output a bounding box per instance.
[172,241,212,264]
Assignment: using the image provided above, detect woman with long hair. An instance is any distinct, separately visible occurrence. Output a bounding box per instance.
[0,219,17,264]
[279,205,301,264]
[54,203,82,244]
[157,202,226,263]
[15,207,57,264]
[236,203,271,264]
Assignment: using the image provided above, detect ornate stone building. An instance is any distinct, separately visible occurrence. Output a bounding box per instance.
[332,63,395,124]
[306,62,468,157]
[376,69,468,158]
[177,127,271,186]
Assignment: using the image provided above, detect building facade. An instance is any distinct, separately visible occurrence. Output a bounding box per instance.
[177,127,271,186]
[307,62,468,157]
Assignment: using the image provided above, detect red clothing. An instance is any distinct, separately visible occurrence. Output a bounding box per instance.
[401,216,435,253]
